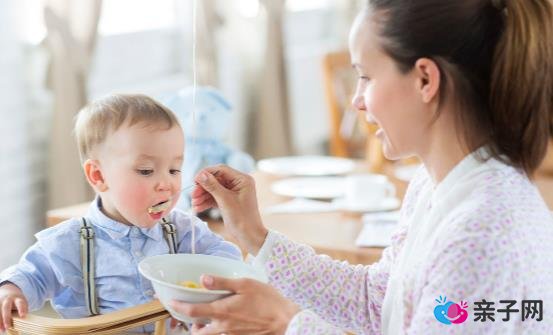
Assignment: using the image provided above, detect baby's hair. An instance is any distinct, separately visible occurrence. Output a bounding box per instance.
[75,94,180,162]
[364,0,553,175]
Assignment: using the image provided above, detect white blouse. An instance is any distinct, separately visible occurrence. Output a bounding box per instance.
[254,150,553,334]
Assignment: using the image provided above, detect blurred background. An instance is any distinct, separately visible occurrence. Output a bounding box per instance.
[0,0,366,268]
[1,0,552,271]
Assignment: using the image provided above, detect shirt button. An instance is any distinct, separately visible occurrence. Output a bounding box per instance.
[145,289,155,297]
[134,251,143,257]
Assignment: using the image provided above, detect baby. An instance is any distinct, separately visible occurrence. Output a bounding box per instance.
[0,94,241,333]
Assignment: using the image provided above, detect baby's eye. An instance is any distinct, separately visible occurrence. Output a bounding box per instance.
[170,169,181,175]
[358,76,370,82]
[136,169,153,176]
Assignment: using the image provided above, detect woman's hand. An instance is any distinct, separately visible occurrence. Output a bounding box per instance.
[192,165,268,255]
[170,275,300,335]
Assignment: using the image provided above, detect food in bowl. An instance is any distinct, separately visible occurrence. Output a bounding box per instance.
[138,254,268,323]
[179,280,204,289]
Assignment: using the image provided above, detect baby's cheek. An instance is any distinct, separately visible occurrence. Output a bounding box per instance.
[120,185,149,210]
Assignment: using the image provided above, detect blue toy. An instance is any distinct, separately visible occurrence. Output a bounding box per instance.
[162,86,255,211]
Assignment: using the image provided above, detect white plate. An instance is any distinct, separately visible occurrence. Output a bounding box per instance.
[332,197,400,213]
[257,156,355,176]
[271,177,345,199]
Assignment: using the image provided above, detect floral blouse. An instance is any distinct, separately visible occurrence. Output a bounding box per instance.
[253,152,553,334]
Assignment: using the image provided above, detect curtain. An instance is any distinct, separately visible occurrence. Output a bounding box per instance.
[0,0,38,269]
[196,0,221,86]
[44,0,102,209]
[253,0,292,159]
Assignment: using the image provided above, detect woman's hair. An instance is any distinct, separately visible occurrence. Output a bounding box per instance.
[366,0,553,175]
[74,94,180,162]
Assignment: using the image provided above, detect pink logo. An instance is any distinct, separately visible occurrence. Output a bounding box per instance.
[434,295,469,325]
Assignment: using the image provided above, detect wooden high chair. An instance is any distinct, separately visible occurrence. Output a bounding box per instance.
[321,50,386,172]
[8,301,170,334]
[7,210,173,335]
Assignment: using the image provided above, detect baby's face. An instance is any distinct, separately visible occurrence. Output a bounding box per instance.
[97,122,184,228]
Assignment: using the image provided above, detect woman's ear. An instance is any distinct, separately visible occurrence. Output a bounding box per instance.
[414,58,441,104]
[83,159,108,192]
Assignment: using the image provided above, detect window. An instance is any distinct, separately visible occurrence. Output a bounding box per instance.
[99,0,177,35]
[287,0,333,12]
[90,0,191,98]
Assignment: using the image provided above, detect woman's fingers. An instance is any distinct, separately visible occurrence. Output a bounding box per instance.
[202,165,240,181]
[169,317,179,329]
[191,192,212,205]
[170,300,217,320]
[201,275,246,293]
[191,192,215,208]
[191,323,206,331]
[191,183,211,198]
[192,327,219,335]
[199,165,250,192]
[191,184,217,212]
[178,279,297,335]
[194,171,229,205]
[191,322,218,335]
[192,196,217,213]
[191,322,228,335]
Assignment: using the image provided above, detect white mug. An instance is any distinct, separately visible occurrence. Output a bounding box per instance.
[344,174,395,207]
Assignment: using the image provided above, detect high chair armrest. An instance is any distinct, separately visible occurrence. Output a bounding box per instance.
[9,300,170,335]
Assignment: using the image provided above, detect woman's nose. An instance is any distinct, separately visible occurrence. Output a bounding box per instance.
[351,93,366,111]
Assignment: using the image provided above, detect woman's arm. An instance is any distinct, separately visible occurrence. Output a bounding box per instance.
[172,274,347,335]
[252,228,406,334]
[186,165,416,334]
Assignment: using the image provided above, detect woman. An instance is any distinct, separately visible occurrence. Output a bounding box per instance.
[172,0,553,334]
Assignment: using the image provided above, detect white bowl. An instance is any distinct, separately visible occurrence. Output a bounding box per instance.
[138,254,268,323]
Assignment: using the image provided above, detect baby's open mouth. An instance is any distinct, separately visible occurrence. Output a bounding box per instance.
[148,199,171,214]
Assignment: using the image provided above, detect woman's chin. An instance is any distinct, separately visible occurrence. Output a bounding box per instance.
[382,142,401,161]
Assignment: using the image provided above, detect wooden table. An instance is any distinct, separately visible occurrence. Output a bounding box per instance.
[46,165,553,266]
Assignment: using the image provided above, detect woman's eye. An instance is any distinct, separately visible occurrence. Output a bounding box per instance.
[170,169,181,175]
[137,169,153,176]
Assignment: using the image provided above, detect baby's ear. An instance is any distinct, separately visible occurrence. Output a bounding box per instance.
[83,159,108,192]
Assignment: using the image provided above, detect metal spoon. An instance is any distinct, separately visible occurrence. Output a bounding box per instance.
[147,184,196,214]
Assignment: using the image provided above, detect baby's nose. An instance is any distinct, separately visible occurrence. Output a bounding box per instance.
[156,179,172,192]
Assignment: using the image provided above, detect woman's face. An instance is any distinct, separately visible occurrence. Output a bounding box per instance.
[348,13,431,160]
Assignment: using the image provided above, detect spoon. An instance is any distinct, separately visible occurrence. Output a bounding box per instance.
[147,184,196,214]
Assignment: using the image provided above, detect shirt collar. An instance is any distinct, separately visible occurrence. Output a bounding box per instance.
[430,146,502,205]
[86,196,164,241]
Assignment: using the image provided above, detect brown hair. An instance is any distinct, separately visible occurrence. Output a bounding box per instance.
[74,94,180,162]
[366,0,553,175]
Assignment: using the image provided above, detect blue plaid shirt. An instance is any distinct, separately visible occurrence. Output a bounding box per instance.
[0,197,241,323]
